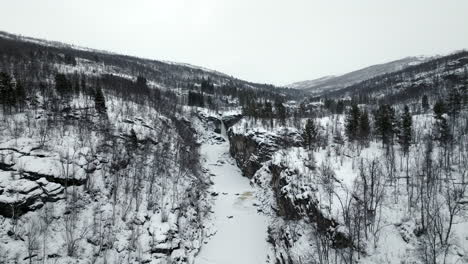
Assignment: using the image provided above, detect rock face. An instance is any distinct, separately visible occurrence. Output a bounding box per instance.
[197,111,243,135]
[227,129,353,261]
[268,163,352,249]
[0,171,64,217]
[228,128,302,178]
[207,116,222,134]
[0,140,100,217]
[221,114,242,129]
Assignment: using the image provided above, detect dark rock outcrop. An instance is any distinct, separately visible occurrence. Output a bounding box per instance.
[269,163,352,249]
[207,116,222,134]
[228,128,302,178]
[221,114,242,129]
[228,128,352,251]
[0,176,64,217]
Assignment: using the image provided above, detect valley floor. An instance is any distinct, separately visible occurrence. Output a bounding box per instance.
[196,134,270,264]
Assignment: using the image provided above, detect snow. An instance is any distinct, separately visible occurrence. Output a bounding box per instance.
[196,134,271,264]
[16,155,87,181]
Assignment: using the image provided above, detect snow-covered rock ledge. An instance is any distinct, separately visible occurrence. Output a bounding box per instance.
[227,125,303,178]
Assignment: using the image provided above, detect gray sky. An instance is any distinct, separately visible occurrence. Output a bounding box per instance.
[1,0,467,85]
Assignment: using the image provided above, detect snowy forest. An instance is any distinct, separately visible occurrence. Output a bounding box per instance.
[0,30,468,264]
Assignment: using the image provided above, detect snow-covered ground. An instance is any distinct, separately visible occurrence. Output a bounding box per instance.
[196,134,271,264]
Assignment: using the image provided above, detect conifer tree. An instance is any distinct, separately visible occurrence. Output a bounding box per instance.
[358,110,371,144]
[422,94,429,112]
[447,87,461,120]
[303,118,318,150]
[345,104,360,141]
[94,86,106,114]
[129,128,139,151]
[80,75,87,95]
[275,98,286,125]
[375,104,396,148]
[436,117,452,146]
[0,72,15,113]
[55,73,71,99]
[201,78,215,94]
[433,100,446,120]
[336,100,345,114]
[262,101,273,119]
[15,80,26,111]
[399,105,412,155]
[188,91,204,107]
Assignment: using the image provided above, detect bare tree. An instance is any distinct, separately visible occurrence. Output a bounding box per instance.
[22,217,40,264]
[40,203,54,264]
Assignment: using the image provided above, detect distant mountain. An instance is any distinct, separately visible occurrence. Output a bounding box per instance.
[324,50,468,105]
[288,75,336,90]
[289,56,431,94]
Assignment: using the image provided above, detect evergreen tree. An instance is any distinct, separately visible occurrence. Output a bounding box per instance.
[129,128,139,150]
[73,76,80,95]
[136,76,148,88]
[336,100,345,114]
[94,86,106,114]
[374,104,396,147]
[0,72,15,113]
[303,118,318,149]
[433,99,446,120]
[64,54,77,66]
[188,91,205,107]
[358,110,371,144]
[15,80,27,111]
[201,78,215,94]
[422,94,429,112]
[345,104,360,141]
[80,75,87,95]
[262,101,273,119]
[275,98,286,125]
[436,117,452,146]
[399,105,412,155]
[298,102,307,117]
[55,73,71,98]
[447,87,462,120]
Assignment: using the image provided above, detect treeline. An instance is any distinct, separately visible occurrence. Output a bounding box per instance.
[0,72,26,113]
[185,77,296,112]
[299,72,468,264]
[0,32,295,105]
[341,87,465,151]
[241,98,287,121]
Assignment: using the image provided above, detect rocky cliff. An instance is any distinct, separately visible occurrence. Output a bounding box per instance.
[227,128,353,263]
[228,127,302,178]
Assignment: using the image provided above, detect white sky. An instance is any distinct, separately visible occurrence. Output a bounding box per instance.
[1,0,467,85]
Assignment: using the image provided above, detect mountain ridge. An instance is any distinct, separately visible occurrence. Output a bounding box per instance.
[288,55,433,94]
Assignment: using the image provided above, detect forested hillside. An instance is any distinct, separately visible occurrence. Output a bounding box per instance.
[230,50,468,264]
[0,31,292,263]
[1,30,468,264]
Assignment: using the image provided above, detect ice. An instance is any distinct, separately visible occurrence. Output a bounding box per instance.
[196,133,271,264]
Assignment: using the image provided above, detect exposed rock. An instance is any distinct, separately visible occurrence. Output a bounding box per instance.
[268,162,352,249]
[16,155,87,186]
[221,114,242,129]
[0,172,62,217]
[228,128,302,178]
[207,116,222,134]
[228,127,352,250]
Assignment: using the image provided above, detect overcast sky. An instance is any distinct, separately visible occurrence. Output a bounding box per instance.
[1,0,467,85]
